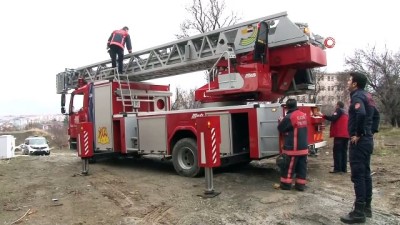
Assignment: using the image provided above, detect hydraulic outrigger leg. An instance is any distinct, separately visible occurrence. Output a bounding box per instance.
[77,122,94,175]
[81,158,89,175]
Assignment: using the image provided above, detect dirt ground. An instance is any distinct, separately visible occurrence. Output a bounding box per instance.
[1,132,400,225]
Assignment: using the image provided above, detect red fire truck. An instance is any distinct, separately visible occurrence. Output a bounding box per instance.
[56,12,328,176]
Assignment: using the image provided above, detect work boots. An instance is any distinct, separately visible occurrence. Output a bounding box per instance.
[340,202,366,224]
[365,197,372,218]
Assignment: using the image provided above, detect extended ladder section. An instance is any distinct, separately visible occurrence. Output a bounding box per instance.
[56,11,325,94]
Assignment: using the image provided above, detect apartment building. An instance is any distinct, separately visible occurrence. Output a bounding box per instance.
[315,73,349,113]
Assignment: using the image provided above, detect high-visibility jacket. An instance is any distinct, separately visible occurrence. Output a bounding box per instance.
[324,108,349,138]
[278,108,309,156]
[107,29,132,52]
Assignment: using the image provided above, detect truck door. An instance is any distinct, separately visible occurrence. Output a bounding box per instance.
[68,90,87,149]
[93,83,114,151]
[257,104,282,157]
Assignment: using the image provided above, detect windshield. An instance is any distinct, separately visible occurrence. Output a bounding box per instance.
[28,138,47,145]
[70,92,84,113]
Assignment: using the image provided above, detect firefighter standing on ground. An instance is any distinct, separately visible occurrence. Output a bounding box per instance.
[107,26,132,74]
[277,99,308,191]
[320,101,349,173]
[340,72,380,224]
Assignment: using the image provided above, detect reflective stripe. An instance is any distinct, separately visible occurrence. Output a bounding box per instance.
[294,127,298,151]
[287,156,295,178]
[280,177,292,184]
[296,178,307,185]
[282,149,308,156]
[110,30,128,49]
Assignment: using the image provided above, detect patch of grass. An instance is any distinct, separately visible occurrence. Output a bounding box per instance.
[377,125,400,136]
[324,125,400,156]
[373,126,400,156]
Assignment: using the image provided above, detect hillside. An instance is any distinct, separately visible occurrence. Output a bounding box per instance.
[0,129,54,147]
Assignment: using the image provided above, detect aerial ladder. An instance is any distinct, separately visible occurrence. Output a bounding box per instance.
[57,11,327,102]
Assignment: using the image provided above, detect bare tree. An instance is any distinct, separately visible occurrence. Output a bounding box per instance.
[48,123,69,150]
[345,46,400,127]
[332,72,350,107]
[25,122,42,130]
[171,87,201,110]
[176,0,241,39]
[313,68,327,103]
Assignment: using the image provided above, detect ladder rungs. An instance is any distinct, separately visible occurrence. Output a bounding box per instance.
[118,74,130,77]
[120,99,133,101]
[120,93,132,96]
[101,68,116,72]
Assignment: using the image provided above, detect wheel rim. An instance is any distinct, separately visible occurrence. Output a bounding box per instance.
[177,147,195,170]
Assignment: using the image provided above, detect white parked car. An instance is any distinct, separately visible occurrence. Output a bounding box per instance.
[22,136,50,155]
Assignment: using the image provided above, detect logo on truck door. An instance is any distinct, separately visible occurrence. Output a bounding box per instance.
[97,127,110,144]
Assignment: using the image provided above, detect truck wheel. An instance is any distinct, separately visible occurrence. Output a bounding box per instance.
[172,138,201,177]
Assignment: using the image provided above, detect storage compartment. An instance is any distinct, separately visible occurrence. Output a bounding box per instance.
[231,113,250,154]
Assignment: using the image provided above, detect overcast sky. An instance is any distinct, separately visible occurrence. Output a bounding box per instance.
[0,0,398,116]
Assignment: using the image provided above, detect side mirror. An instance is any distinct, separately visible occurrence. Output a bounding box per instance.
[61,93,69,115]
[61,93,66,106]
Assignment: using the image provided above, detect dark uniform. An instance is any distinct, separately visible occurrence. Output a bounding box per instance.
[324,108,349,173]
[277,108,308,191]
[107,29,132,74]
[348,89,379,205]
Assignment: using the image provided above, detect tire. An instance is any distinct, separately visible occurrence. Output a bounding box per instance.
[45,152,50,156]
[172,138,201,177]
[69,139,77,151]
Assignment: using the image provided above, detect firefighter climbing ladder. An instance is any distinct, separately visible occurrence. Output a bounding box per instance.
[56,11,325,94]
